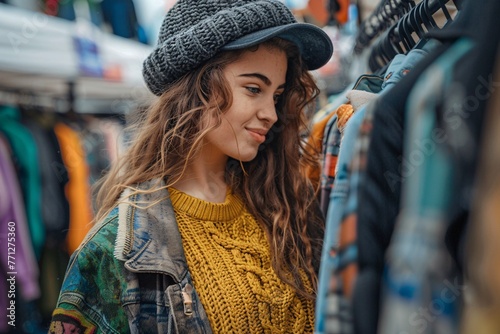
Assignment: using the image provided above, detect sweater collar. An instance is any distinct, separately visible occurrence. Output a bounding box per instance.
[114,179,188,283]
[168,187,244,221]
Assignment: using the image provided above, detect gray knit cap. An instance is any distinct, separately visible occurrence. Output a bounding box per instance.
[142,0,334,96]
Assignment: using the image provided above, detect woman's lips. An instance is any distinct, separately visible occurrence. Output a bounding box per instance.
[246,128,267,143]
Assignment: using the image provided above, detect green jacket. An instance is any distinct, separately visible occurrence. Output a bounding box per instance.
[49,180,212,333]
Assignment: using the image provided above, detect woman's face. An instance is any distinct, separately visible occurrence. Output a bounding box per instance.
[203,45,287,163]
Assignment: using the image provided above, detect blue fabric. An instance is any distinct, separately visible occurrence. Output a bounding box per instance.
[101,0,140,39]
[380,53,406,90]
[380,49,428,91]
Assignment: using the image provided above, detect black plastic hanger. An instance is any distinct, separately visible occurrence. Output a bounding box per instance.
[377,31,394,65]
[397,13,416,50]
[393,18,410,53]
[405,14,419,48]
[418,0,438,32]
[356,0,419,55]
[388,23,405,54]
[409,2,426,38]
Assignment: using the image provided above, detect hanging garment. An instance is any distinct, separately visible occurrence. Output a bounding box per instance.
[305,111,337,193]
[54,122,94,255]
[434,2,500,282]
[0,106,45,259]
[319,74,384,216]
[319,113,340,215]
[318,103,358,215]
[352,39,455,334]
[461,53,500,334]
[316,49,428,333]
[315,72,385,334]
[23,116,71,324]
[23,119,70,243]
[79,118,112,185]
[356,0,500,331]
[0,135,40,332]
[378,39,474,334]
[334,47,430,308]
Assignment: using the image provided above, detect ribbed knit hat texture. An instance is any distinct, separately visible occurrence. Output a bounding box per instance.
[142,0,333,96]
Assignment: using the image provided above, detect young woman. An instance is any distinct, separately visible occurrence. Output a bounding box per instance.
[49,0,333,333]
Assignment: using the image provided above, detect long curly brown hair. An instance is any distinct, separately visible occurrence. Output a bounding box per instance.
[94,37,324,300]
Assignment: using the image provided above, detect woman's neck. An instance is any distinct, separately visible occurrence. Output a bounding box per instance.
[171,149,228,203]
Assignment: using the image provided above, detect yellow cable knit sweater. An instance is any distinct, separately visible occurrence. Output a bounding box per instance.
[169,187,315,333]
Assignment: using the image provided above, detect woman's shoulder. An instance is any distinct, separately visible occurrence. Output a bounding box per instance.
[74,179,175,261]
[75,207,120,258]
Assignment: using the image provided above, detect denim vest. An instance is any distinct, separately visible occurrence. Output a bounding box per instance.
[54,179,212,333]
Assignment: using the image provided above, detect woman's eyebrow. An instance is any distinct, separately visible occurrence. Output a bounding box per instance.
[238,73,286,89]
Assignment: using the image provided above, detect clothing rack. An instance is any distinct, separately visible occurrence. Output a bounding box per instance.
[0,3,154,116]
[0,87,72,113]
[0,77,152,115]
[367,0,461,72]
[354,0,416,54]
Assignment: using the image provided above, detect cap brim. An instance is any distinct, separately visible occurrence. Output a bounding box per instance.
[221,23,333,70]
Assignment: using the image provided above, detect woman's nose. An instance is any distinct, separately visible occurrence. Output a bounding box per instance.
[257,99,278,125]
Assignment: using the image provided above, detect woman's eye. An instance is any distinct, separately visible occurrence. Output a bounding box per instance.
[273,94,282,104]
[246,87,261,94]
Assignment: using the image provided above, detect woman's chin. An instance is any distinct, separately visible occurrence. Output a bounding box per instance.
[229,151,259,163]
